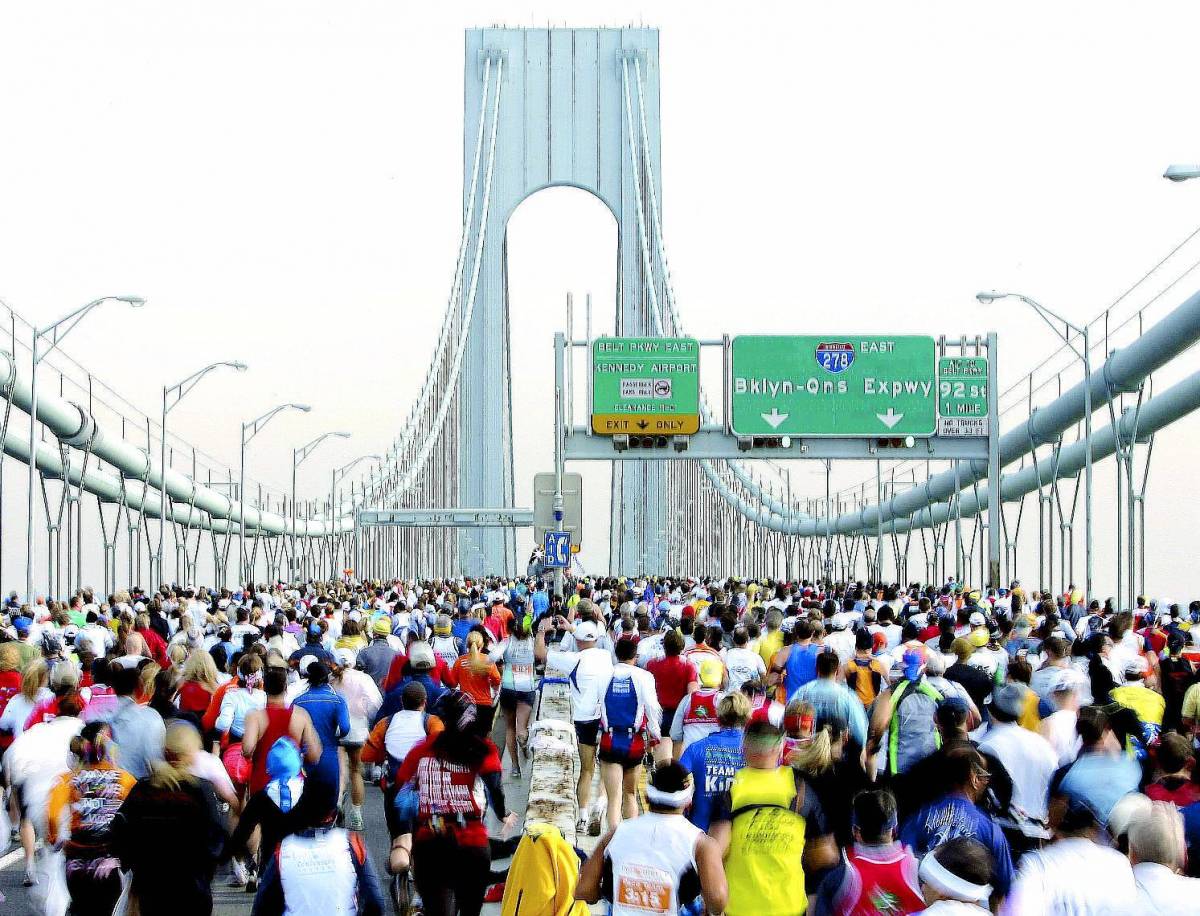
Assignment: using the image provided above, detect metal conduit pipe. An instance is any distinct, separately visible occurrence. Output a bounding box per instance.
[0,354,352,537]
[710,286,1200,535]
[872,367,1200,536]
[707,365,1200,538]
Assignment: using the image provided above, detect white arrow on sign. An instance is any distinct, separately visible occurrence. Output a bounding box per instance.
[761,408,789,429]
[877,408,904,429]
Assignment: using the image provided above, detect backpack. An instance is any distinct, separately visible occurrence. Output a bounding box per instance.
[499,824,590,916]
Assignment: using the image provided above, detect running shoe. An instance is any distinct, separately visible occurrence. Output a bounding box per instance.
[229,858,249,887]
[23,865,37,888]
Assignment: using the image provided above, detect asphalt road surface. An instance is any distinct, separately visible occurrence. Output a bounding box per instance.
[0,718,604,915]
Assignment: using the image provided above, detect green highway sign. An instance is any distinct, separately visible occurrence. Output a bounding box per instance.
[591,337,700,435]
[730,335,937,437]
[937,356,989,437]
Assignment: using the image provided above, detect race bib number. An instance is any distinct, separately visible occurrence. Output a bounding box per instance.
[510,662,535,692]
[615,863,673,913]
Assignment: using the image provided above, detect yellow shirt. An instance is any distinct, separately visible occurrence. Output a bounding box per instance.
[758,630,784,670]
[1112,684,1165,727]
[723,766,810,916]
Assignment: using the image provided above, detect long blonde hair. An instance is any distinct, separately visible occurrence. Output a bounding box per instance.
[150,721,200,790]
[21,659,48,701]
[783,699,835,775]
[464,630,491,675]
[180,650,219,692]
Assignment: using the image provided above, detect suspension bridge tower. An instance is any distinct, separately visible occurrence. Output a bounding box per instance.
[459,27,667,575]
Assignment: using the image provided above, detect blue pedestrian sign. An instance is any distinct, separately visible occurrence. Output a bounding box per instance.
[544,530,571,569]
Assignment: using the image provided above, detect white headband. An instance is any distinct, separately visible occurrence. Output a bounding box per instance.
[919,853,992,903]
[645,784,694,808]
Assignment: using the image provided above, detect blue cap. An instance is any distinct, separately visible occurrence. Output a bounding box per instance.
[266,736,302,784]
[13,616,31,635]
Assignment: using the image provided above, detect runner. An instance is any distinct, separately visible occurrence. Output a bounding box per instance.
[576,761,728,916]
[393,690,517,916]
[597,636,662,830]
[45,721,136,916]
[708,719,837,916]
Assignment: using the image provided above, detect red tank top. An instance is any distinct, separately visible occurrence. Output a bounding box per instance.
[250,705,294,795]
[835,846,924,916]
[681,688,720,728]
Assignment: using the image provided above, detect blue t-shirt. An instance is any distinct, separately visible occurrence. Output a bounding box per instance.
[1055,751,1141,827]
[679,728,745,831]
[292,684,349,788]
[452,617,475,644]
[900,794,1014,895]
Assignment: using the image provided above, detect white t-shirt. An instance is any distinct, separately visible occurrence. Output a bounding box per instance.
[1040,709,1081,767]
[1002,836,1138,916]
[546,646,614,723]
[722,647,766,693]
[635,633,666,668]
[1132,861,1200,916]
[978,721,1058,836]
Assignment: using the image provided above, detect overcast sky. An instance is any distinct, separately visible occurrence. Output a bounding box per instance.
[2,2,1200,598]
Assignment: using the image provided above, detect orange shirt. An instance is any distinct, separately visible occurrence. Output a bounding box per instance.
[448,655,501,707]
[46,762,136,847]
[202,678,236,733]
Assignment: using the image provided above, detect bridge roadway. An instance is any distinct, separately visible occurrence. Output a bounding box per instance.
[0,714,605,915]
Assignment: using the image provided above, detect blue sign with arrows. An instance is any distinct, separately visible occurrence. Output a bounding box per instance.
[544,530,571,569]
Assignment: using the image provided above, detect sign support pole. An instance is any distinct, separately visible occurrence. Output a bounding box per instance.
[554,331,566,598]
[875,458,884,584]
[986,332,1002,589]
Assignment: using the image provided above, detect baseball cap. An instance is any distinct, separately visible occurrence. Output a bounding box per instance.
[990,683,1026,718]
[968,611,986,627]
[434,614,452,636]
[373,618,392,637]
[1050,668,1086,694]
[408,642,436,670]
[333,647,357,668]
[698,658,723,688]
[574,621,601,643]
[13,617,30,635]
[1123,657,1148,680]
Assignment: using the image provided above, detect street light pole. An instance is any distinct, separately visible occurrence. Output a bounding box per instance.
[330,454,381,581]
[291,431,351,584]
[26,295,145,601]
[239,403,311,585]
[977,291,1094,602]
[160,361,247,586]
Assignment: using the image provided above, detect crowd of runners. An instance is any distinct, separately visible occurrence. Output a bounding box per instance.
[1,574,1200,914]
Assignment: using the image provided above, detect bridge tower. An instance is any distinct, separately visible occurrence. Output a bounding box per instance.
[460,27,667,576]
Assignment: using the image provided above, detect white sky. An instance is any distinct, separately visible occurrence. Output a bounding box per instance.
[2,2,1200,598]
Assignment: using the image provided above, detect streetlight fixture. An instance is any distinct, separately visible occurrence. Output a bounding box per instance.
[291,431,351,583]
[159,361,247,584]
[26,295,145,601]
[239,403,311,584]
[329,454,381,580]
[977,290,1094,602]
[1163,164,1200,182]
